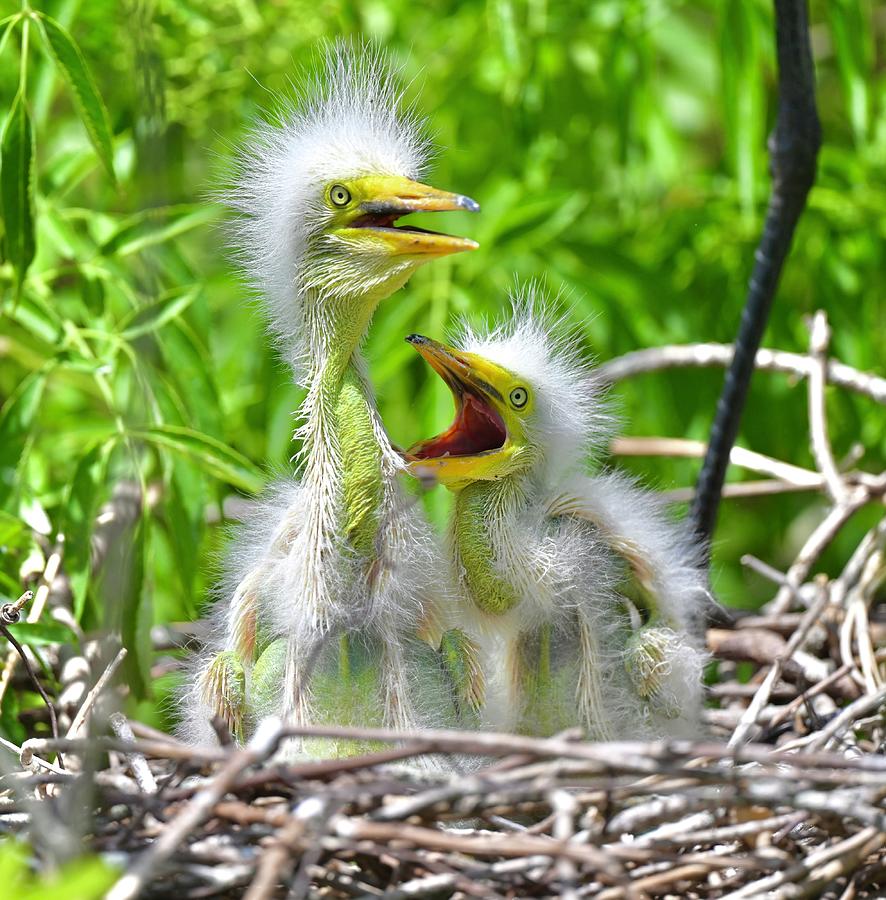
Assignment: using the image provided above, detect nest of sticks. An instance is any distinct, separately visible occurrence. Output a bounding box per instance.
[0,311,884,899]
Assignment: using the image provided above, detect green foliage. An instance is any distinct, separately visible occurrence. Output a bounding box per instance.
[0,840,117,900]
[0,0,883,739]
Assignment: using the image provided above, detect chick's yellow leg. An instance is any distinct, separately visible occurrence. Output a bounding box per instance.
[623,623,682,718]
[199,651,247,742]
[439,627,485,726]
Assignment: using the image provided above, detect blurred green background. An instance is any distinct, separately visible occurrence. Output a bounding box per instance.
[0,0,884,732]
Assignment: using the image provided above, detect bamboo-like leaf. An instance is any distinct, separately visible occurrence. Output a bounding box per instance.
[130,424,264,494]
[118,516,150,699]
[0,511,27,547]
[1,93,36,290]
[35,13,116,181]
[119,286,201,340]
[0,14,22,60]
[827,0,872,143]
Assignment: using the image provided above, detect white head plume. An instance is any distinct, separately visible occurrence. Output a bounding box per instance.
[224,41,430,381]
[456,283,614,478]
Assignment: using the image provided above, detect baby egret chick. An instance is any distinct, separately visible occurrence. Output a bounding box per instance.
[181,44,479,753]
[406,293,708,739]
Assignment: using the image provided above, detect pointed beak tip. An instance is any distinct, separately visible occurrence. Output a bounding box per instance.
[405,334,423,346]
[458,195,480,213]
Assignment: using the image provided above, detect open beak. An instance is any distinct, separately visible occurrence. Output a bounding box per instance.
[351,176,479,258]
[404,335,507,460]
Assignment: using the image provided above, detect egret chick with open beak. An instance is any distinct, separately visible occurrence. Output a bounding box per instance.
[405,287,709,739]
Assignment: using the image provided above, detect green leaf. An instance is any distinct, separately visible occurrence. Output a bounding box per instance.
[62,443,111,620]
[130,425,264,494]
[119,286,200,340]
[92,483,149,697]
[24,855,118,900]
[0,15,22,61]
[5,621,74,646]
[1,93,36,290]
[0,369,47,507]
[35,14,115,182]
[99,204,218,257]
[0,511,27,548]
[0,689,25,745]
[118,516,150,699]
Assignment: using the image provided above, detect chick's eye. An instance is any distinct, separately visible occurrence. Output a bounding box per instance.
[509,387,528,409]
[330,184,351,207]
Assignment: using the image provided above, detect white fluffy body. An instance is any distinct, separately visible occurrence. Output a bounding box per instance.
[443,290,710,740]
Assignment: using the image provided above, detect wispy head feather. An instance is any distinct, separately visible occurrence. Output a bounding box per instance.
[224,40,431,380]
[455,283,614,477]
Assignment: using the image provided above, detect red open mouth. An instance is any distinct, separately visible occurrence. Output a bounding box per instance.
[410,391,507,459]
[406,336,507,460]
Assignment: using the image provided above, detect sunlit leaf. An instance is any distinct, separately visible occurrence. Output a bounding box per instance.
[0,511,27,547]
[35,14,116,181]
[5,621,74,646]
[63,443,111,620]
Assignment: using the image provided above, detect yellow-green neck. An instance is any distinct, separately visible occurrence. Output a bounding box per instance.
[309,297,385,559]
[453,478,527,615]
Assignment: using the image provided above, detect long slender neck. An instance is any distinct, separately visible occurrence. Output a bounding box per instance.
[453,477,529,615]
[299,291,386,560]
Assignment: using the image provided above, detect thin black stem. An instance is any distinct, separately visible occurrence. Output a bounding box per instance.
[691,0,821,548]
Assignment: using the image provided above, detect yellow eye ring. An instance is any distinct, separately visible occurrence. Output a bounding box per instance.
[510,387,528,409]
[330,184,351,207]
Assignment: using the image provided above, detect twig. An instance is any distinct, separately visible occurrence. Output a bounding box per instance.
[0,543,63,705]
[769,492,871,613]
[109,712,157,794]
[65,647,127,740]
[599,343,886,406]
[807,311,848,502]
[612,437,824,488]
[106,719,286,900]
[720,826,885,900]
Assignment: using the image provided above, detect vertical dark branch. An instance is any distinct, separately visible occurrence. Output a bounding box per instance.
[691,0,821,548]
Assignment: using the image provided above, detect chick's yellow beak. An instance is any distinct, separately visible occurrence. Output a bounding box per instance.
[403,335,510,484]
[343,175,480,258]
